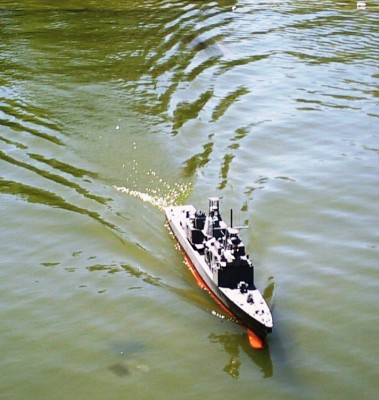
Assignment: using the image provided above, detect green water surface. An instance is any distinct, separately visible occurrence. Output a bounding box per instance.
[1,1,378,399]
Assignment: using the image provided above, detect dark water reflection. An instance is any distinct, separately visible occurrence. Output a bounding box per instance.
[209,332,273,378]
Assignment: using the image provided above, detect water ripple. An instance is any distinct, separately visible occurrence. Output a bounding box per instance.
[0,177,115,230]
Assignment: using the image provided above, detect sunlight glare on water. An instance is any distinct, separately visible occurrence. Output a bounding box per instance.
[114,169,192,210]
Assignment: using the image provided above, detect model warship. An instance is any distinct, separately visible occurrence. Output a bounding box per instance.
[164,197,272,347]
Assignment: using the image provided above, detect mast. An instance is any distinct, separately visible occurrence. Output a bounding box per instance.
[207,197,221,238]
